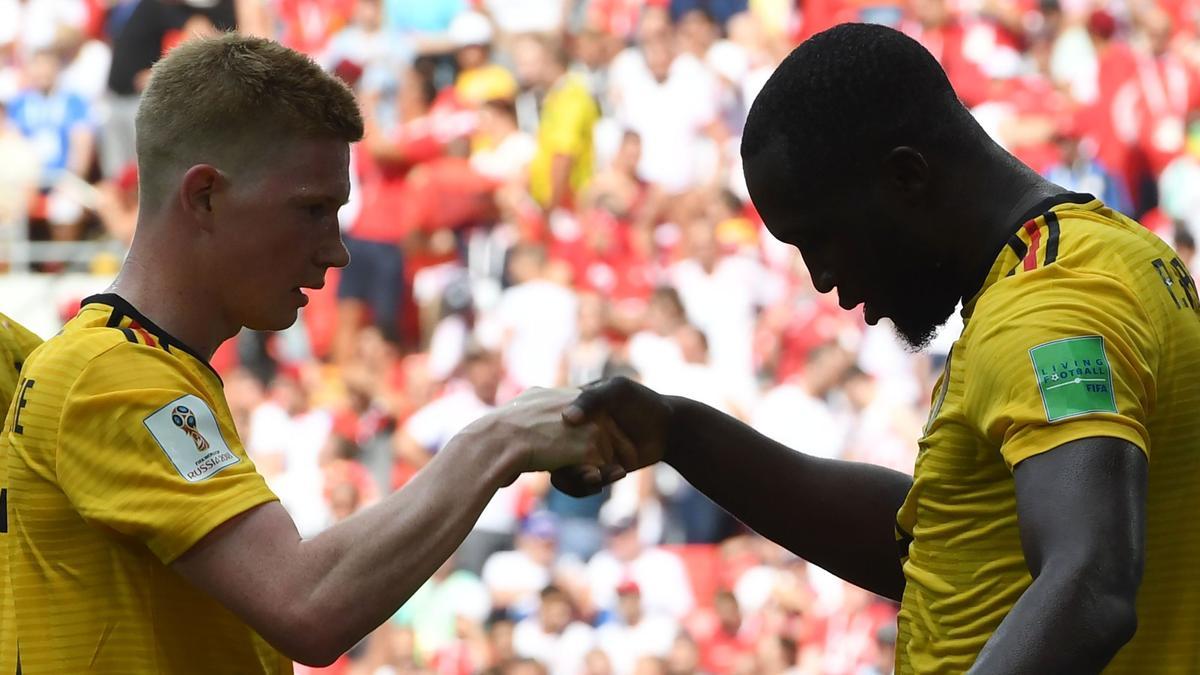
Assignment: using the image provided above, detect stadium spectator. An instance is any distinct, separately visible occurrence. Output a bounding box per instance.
[8,48,96,240]
[319,0,414,94]
[102,0,235,178]
[489,242,578,389]
[587,516,694,620]
[481,511,559,619]
[394,341,527,575]
[335,66,440,360]
[596,580,677,675]
[524,35,600,213]
[512,585,596,675]
[583,648,616,675]
[390,556,492,663]
[448,10,518,107]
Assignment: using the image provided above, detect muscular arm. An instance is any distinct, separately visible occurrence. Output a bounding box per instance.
[173,430,519,666]
[663,397,912,601]
[968,437,1146,674]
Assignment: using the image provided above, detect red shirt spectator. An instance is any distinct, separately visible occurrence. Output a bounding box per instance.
[273,0,355,56]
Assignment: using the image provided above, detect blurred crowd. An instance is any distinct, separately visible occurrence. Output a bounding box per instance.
[6,0,1200,673]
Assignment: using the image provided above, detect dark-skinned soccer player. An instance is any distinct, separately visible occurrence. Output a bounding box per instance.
[555,23,1200,674]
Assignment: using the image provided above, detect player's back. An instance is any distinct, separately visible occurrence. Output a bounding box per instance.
[1092,208,1200,672]
[4,295,287,673]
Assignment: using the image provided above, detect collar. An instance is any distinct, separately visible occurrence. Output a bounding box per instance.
[80,293,223,383]
[960,192,1099,320]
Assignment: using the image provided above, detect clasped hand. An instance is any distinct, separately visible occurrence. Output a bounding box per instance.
[473,377,672,494]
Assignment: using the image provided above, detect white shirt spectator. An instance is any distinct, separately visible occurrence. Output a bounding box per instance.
[513,618,595,675]
[626,331,684,384]
[596,615,677,675]
[318,23,413,93]
[669,254,781,385]
[481,548,553,618]
[587,548,694,620]
[751,382,844,460]
[470,130,537,182]
[483,0,564,34]
[404,384,521,534]
[611,51,718,194]
[248,401,334,538]
[493,279,578,389]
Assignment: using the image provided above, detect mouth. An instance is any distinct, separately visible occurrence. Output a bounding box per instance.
[292,287,313,306]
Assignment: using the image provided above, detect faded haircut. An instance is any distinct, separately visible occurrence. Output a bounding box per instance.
[135,32,363,211]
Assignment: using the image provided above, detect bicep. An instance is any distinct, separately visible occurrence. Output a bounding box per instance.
[172,501,305,649]
[1013,437,1146,587]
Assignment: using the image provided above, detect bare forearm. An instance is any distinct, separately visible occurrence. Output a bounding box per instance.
[294,430,516,659]
[968,571,1137,674]
[664,396,911,600]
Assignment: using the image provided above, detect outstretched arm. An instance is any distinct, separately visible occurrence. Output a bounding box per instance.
[175,389,611,666]
[558,377,912,601]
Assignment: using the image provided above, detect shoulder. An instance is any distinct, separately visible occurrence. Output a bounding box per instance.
[971,207,1164,330]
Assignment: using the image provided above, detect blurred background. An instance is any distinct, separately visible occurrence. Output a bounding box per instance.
[1,0,1198,673]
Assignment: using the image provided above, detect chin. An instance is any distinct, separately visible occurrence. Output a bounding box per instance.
[890,297,958,352]
[243,309,300,333]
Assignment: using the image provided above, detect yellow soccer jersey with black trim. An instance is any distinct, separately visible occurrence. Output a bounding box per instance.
[895,193,1200,673]
[1,312,42,675]
[2,294,290,674]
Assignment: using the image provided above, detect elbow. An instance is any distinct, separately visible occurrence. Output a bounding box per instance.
[272,600,351,667]
[1095,590,1139,651]
[282,616,348,668]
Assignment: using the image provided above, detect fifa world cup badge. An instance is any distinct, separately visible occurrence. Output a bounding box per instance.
[171,404,211,452]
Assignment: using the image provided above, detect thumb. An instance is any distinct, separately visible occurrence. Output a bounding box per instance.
[563,404,586,425]
[563,379,612,426]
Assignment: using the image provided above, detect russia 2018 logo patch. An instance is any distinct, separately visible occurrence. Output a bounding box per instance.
[144,394,240,482]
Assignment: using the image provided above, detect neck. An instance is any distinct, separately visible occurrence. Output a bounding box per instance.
[947,148,1062,303]
[108,230,239,360]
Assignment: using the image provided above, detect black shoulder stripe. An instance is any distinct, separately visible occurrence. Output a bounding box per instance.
[1043,211,1061,265]
[1006,234,1028,262]
[120,327,138,343]
[105,309,125,328]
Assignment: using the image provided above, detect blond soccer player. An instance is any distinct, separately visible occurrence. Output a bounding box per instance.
[2,35,617,673]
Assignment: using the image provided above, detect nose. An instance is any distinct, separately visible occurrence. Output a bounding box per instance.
[321,232,351,270]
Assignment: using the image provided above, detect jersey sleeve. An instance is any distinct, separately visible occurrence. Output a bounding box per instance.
[963,267,1157,469]
[57,344,278,564]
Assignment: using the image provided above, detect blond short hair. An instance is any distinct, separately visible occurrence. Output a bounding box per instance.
[135,33,363,210]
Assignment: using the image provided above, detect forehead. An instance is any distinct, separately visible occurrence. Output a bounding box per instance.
[253,136,351,199]
[744,144,814,239]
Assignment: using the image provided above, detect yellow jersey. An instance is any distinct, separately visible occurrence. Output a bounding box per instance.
[1,312,42,675]
[528,72,599,208]
[2,294,290,674]
[895,194,1200,673]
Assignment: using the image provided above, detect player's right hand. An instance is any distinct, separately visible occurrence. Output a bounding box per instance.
[552,376,674,497]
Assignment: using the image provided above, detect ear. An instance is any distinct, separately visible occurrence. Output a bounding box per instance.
[880,147,929,200]
[178,164,225,231]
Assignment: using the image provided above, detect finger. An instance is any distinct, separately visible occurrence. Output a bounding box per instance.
[592,421,616,468]
[599,463,627,483]
[599,414,639,471]
[551,466,603,497]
